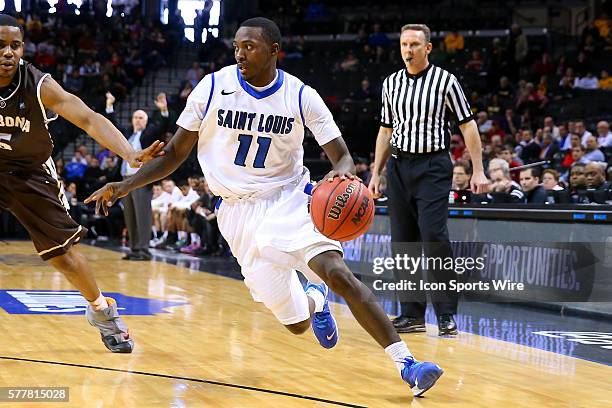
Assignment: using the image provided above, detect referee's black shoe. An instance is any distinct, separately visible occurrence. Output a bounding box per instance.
[437,314,458,336]
[392,316,426,333]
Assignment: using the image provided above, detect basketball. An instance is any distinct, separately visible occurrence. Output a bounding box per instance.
[310,178,375,241]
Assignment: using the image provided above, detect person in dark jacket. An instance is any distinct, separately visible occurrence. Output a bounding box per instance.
[520,168,547,203]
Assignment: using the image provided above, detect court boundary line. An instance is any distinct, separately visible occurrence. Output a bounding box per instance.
[0,356,366,407]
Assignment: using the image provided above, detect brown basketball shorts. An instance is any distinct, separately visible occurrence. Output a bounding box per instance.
[0,159,88,260]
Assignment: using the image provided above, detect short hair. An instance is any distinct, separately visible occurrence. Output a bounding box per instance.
[542,169,559,182]
[239,17,282,48]
[488,158,510,177]
[176,179,189,187]
[454,161,472,175]
[400,24,431,43]
[0,13,24,35]
[520,167,541,179]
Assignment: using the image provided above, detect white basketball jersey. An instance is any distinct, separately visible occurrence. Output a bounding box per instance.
[176,65,341,199]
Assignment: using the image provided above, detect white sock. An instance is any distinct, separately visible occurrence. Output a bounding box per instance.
[305,285,325,313]
[152,226,158,237]
[89,292,109,311]
[385,341,412,373]
[162,231,168,240]
[178,231,187,240]
[190,233,200,245]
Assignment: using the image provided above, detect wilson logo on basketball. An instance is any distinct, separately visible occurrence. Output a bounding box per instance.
[351,196,370,225]
[327,183,356,220]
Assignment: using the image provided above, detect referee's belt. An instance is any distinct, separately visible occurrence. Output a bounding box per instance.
[390,146,447,159]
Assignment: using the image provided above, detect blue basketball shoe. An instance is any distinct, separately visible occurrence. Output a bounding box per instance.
[305,282,338,349]
[401,357,444,397]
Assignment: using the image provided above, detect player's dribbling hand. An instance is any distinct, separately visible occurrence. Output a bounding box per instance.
[313,169,360,191]
[368,173,382,198]
[84,182,130,216]
[126,140,166,168]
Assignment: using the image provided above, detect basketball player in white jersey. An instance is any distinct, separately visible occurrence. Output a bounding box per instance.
[86,18,443,396]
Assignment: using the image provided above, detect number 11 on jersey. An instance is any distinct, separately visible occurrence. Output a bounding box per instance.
[234,134,272,168]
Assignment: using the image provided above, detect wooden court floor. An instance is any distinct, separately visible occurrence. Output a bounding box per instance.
[0,241,610,407]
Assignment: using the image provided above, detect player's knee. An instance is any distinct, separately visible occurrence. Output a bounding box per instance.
[285,319,310,335]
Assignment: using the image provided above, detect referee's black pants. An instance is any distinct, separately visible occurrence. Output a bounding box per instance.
[386,150,458,319]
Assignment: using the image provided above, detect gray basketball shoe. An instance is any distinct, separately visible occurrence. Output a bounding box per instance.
[86,297,134,353]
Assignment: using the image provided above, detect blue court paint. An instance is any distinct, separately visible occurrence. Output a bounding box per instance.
[0,290,186,315]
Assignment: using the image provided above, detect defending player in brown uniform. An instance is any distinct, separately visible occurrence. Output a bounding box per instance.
[0,14,164,353]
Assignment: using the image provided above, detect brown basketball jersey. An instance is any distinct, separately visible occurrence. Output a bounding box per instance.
[0,60,57,172]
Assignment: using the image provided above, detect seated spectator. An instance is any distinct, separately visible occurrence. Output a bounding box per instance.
[584,135,605,162]
[516,82,548,114]
[465,50,485,73]
[83,157,105,196]
[520,168,547,203]
[339,51,359,72]
[495,77,515,109]
[539,132,559,161]
[558,123,571,150]
[355,157,371,186]
[452,161,472,190]
[444,30,464,53]
[167,179,201,251]
[496,146,521,182]
[584,162,609,190]
[64,70,84,94]
[368,23,390,47]
[568,163,587,193]
[184,178,222,256]
[571,145,590,166]
[486,95,503,118]
[487,161,525,203]
[543,116,560,140]
[153,179,183,248]
[596,121,612,148]
[518,129,542,164]
[542,169,564,191]
[499,107,519,135]
[599,70,612,89]
[583,162,611,203]
[55,158,66,180]
[574,72,599,89]
[185,61,204,87]
[532,53,555,77]
[177,82,194,111]
[353,78,373,101]
[559,68,575,89]
[576,120,594,146]
[150,183,172,247]
[476,111,493,134]
[561,134,583,168]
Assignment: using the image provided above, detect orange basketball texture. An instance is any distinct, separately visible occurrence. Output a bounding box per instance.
[310,178,375,241]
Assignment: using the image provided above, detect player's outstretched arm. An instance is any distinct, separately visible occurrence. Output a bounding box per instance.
[319,137,357,183]
[40,77,165,167]
[84,126,199,215]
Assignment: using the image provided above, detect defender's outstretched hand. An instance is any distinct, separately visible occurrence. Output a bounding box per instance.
[126,140,166,168]
[84,182,130,216]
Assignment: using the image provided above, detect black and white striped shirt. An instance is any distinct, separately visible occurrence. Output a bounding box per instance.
[380,64,473,153]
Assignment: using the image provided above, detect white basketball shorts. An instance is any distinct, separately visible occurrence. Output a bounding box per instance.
[216,171,343,325]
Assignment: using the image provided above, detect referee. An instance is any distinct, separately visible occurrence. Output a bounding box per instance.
[368,24,489,335]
